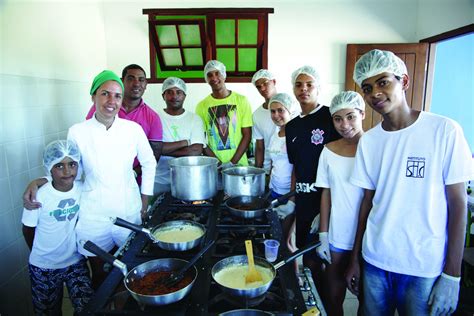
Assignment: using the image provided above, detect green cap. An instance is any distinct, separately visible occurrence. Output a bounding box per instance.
[89,70,124,95]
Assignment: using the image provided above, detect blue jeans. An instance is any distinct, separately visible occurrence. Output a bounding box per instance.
[363,260,436,316]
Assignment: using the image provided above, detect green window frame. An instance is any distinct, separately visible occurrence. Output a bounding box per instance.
[143,8,274,83]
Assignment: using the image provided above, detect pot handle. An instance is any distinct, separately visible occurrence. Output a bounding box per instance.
[273,239,321,270]
[112,217,151,235]
[242,174,255,184]
[81,240,128,276]
[270,190,296,208]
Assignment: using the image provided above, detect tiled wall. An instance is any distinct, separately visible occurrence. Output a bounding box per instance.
[0,74,90,315]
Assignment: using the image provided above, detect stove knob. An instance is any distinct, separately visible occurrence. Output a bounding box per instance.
[307,294,316,306]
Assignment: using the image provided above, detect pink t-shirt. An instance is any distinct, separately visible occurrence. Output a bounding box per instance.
[86,99,163,142]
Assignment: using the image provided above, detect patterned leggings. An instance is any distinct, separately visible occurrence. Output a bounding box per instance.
[29,259,94,315]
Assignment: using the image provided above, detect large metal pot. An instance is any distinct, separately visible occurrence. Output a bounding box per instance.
[83,241,197,306]
[169,156,218,201]
[222,166,265,197]
[211,239,320,298]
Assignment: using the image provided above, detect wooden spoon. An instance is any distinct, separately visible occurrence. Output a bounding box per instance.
[245,239,263,284]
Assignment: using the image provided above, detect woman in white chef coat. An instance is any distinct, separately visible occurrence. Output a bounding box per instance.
[23,70,156,288]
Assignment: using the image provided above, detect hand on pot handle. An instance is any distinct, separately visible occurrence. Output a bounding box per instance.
[274,200,295,218]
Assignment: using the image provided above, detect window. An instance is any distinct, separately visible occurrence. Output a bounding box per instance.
[143,8,274,83]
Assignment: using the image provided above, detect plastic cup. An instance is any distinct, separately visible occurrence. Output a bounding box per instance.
[264,239,280,262]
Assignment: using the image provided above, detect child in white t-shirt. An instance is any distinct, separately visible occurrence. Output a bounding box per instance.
[267,92,298,252]
[22,140,93,315]
[314,91,365,315]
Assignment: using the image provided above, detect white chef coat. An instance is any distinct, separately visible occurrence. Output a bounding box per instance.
[68,116,156,223]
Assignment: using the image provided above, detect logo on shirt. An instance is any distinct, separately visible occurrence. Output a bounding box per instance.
[311,129,325,146]
[49,198,79,222]
[406,156,425,178]
[296,182,318,193]
[208,104,237,150]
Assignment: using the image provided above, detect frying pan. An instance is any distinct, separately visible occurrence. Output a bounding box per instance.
[82,240,198,306]
[225,190,295,219]
[211,239,320,298]
[112,217,206,251]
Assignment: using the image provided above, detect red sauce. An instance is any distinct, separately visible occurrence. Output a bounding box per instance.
[128,270,194,295]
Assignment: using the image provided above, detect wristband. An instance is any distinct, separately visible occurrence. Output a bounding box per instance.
[441,272,461,282]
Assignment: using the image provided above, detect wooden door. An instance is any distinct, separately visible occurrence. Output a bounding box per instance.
[345,43,429,130]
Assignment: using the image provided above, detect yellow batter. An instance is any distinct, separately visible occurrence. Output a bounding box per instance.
[214,265,273,289]
[153,225,204,243]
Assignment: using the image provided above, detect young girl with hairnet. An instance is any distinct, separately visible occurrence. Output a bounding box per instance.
[22,140,93,315]
[266,92,298,252]
[314,91,365,315]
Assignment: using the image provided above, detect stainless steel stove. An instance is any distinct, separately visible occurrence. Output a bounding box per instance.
[81,192,325,315]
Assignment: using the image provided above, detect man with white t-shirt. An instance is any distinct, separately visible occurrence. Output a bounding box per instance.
[345,49,474,316]
[154,77,206,194]
[251,69,278,174]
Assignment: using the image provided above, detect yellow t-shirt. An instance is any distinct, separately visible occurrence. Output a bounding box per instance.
[196,92,253,165]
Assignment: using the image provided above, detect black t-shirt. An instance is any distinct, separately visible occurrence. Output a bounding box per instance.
[285,105,340,247]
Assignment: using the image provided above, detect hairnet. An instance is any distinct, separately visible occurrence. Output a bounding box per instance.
[162,77,187,94]
[353,49,408,87]
[269,92,298,117]
[251,69,275,86]
[204,60,226,82]
[43,140,81,175]
[291,65,321,89]
[329,91,365,116]
[90,70,124,95]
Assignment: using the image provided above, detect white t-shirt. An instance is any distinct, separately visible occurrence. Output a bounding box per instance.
[22,181,84,269]
[252,105,278,173]
[155,109,206,185]
[351,112,474,277]
[68,116,156,223]
[315,147,363,250]
[267,130,293,195]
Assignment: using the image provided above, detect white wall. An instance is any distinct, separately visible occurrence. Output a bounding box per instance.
[1,0,472,315]
[103,0,473,113]
[0,2,107,315]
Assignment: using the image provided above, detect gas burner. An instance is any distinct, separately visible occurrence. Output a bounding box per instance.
[207,283,286,313]
[164,211,200,222]
[230,227,257,238]
[83,192,323,315]
[217,208,270,227]
[172,198,213,207]
[210,292,267,308]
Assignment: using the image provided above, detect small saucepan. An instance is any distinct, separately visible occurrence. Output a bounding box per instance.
[112,217,206,251]
[225,190,296,219]
[82,240,198,305]
[211,239,320,298]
